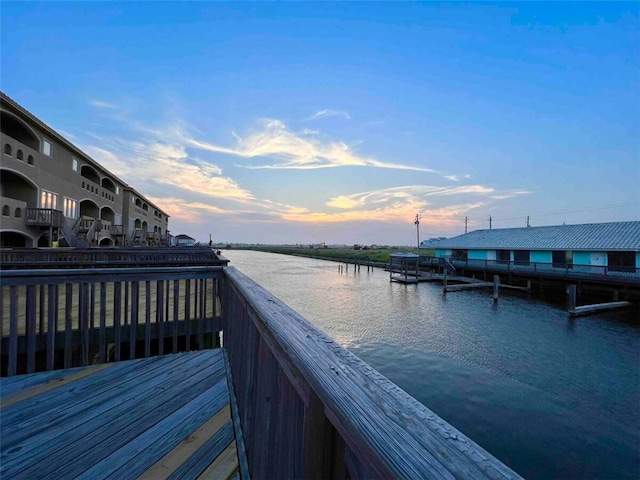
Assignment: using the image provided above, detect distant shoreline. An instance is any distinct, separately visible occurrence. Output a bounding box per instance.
[237,246,435,267]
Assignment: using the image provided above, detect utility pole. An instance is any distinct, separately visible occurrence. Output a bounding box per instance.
[489,215,492,230]
[414,214,420,256]
[464,216,468,234]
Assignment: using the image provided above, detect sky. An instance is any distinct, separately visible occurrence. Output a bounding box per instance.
[2,2,639,245]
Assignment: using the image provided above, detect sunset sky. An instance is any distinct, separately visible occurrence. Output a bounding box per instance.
[2,2,639,245]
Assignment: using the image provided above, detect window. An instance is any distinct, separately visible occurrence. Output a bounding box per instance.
[496,250,510,264]
[116,187,119,195]
[40,190,58,210]
[15,208,22,218]
[72,158,79,172]
[552,251,567,268]
[513,250,530,266]
[43,140,52,156]
[27,155,34,165]
[452,249,468,261]
[608,251,635,273]
[2,205,9,216]
[17,150,24,161]
[63,197,78,218]
[4,144,11,155]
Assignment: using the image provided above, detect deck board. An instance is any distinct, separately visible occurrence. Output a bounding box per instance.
[0,349,246,480]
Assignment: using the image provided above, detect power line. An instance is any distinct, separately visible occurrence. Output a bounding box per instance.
[485,202,640,223]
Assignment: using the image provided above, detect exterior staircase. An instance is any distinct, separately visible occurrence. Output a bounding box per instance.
[439,257,457,275]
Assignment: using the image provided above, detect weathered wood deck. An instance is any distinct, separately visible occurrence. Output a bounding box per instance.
[0,349,247,480]
[2,260,523,479]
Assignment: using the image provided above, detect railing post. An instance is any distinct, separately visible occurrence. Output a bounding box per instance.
[568,285,577,314]
[304,393,329,478]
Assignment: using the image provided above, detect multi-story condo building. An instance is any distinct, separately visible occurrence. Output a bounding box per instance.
[0,92,170,247]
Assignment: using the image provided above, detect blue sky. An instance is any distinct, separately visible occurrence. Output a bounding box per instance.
[2,2,639,245]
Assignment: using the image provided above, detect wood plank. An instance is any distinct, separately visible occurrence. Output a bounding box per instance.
[223,349,251,480]
[1,353,198,448]
[26,285,36,373]
[196,442,239,480]
[0,363,111,408]
[0,366,89,398]
[167,422,234,480]
[2,351,226,479]
[75,378,230,480]
[138,405,231,480]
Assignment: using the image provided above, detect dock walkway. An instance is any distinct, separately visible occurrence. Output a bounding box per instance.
[0,349,246,480]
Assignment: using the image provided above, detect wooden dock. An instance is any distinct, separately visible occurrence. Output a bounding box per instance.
[444,282,493,292]
[569,301,633,317]
[0,349,247,480]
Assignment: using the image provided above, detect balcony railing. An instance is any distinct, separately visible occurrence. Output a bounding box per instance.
[418,256,640,284]
[25,208,63,227]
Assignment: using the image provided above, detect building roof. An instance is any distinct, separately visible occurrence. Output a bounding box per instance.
[432,221,640,251]
[176,234,195,240]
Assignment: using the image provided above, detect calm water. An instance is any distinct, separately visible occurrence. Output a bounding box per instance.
[225,250,639,479]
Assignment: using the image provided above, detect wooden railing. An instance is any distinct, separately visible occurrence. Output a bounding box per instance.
[223,266,520,479]
[0,246,229,269]
[25,208,63,227]
[1,266,224,376]
[418,256,640,284]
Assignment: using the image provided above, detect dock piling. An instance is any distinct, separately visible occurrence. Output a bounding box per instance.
[568,285,577,314]
[493,275,500,303]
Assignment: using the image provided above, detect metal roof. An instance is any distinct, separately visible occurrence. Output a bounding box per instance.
[432,221,640,251]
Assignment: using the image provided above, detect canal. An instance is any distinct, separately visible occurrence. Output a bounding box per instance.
[224,250,639,479]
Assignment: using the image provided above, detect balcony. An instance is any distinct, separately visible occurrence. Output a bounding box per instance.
[25,208,63,228]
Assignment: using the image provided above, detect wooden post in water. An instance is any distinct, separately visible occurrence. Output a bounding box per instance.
[568,285,577,314]
[493,275,500,303]
[613,290,619,301]
[526,280,532,293]
[443,269,447,293]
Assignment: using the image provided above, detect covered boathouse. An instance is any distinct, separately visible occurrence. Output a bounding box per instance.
[430,221,640,298]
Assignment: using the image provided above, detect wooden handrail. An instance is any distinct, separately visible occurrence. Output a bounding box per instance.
[223,266,521,479]
[0,247,229,269]
[1,266,225,376]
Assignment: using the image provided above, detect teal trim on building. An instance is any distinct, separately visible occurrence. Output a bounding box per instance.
[531,251,552,263]
[637,252,640,268]
[573,251,591,265]
[435,249,451,258]
[468,250,487,260]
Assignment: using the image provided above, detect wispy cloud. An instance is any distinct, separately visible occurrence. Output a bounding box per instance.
[176,119,436,172]
[307,109,351,121]
[490,190,533,200]
[326,185,495,210]
[82,133,254,203]
[81,104,528,232]
[278,184,526,225]
[88,99,118,109]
